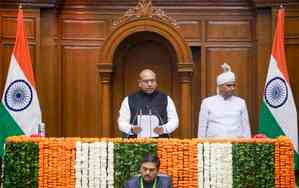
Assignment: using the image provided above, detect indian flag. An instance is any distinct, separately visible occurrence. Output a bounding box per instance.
[0,7,42,157]
[259,8,299,169]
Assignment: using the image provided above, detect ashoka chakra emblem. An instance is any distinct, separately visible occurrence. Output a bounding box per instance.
[264,77,288,108]
[4,79,33,111]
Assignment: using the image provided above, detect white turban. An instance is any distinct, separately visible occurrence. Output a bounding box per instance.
[216,63,235,86]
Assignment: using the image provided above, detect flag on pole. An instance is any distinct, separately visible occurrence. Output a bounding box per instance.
[258,8,299,169]
[0,7,42,157]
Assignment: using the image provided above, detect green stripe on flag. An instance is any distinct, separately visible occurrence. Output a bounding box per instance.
[0,103,24,157]
[259,102,286,138]
[259,102,299,170]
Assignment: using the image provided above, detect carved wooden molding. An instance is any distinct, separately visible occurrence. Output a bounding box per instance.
[97,63,113,73]
[177,64,193,83]
[177,63,194,72]
[97,63,113,83]
[112,0,178,29]
[100,19,193,68]
[100,72,113,83]
[179,72,193,83]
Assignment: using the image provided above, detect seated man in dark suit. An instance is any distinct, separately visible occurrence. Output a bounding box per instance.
[123,154,172,188]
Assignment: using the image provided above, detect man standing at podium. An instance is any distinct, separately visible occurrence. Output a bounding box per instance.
[197,63,251,138]
[118,69,179,138]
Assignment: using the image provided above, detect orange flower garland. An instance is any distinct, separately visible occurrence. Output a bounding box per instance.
[157,139,198,188]
[275,136,295,188]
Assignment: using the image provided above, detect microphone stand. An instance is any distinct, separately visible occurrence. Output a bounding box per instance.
[138,109,143,138]
[149,108,152,138]
[152,110,170,138]
[128,108,142,138]
[205,122,209,138]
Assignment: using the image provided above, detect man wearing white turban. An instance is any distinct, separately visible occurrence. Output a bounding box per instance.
[197,63,251,138]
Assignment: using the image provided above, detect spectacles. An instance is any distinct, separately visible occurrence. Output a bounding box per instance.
[224,84,236,87]
[140,79,156,84]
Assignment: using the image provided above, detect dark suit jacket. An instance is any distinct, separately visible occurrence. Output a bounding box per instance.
[123,175,173,188]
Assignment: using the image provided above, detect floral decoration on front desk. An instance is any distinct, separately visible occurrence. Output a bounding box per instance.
[3,136,295,188]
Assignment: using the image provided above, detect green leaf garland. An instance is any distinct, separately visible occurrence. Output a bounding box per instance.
[114,143,157,188]
[3,142,39,188]
[232,143,275,188]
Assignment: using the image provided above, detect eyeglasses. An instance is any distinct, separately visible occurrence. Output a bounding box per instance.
[224,83,236,87]
[140,79,156,84]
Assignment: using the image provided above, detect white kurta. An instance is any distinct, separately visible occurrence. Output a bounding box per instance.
[118,96,179,136]
[198,95,251,138]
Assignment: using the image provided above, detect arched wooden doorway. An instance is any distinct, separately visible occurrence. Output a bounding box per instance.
[112,31,179,137]
[98,0,193,138]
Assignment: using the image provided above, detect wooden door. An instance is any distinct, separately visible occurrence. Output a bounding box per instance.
[112,31,179,137]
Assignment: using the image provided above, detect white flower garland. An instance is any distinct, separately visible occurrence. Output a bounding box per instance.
[203,143,210,188]
[208,143,233,188]
[107,142,114,188]
[222,143,232,188]
[88,143,95,188]
[75,141,82,188]
[99,141,107,188]
[81,143,89,188]
[197,143,204,188]
[210,143,218,188]
[198,142,233,188]
[75,141,114,188]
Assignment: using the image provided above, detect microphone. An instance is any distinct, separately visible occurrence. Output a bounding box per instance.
[151,109,171,138]
[204,123,209,138]
[131,107,143,125]
[149,107,152,137]
[128,107,142,138]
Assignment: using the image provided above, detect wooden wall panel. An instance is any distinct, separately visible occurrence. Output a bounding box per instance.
[39,9,60,137]
[285,9,299,129]
[286,45,299,112]
[206,20,252,42]
[284,9,299,143]
[62,19,107,40]
[286,16,299,38]
[191,47,201,137]
[62,47,99,137]
[177,21,201,41]
[2,16,36,40]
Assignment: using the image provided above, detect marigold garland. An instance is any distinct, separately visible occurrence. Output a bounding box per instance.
[157,139,198,188]
[275,136,295,188]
